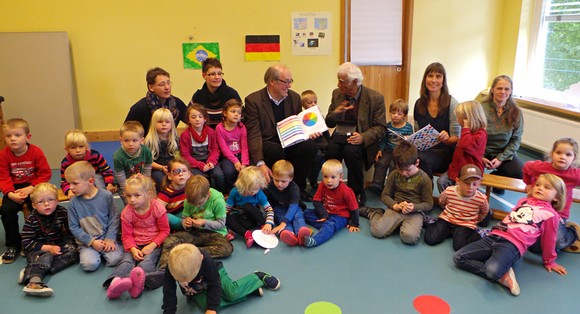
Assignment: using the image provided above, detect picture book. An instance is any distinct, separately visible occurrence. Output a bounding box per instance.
[389,124,440,151]
[276,105,328,148]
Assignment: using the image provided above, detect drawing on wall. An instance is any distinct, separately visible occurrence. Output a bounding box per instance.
[291,12,332,56]
[182,42,220,69]
[245,35,280,61]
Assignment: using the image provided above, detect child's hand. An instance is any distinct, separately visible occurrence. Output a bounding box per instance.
[392,203,403,212]
[375,151,382,161]
[43,244,62,255]
[347,225,360,233]
[8,191,26,203]
[141,243,157,255]
[546,264,567,275]
[191,218,206,228]
[106,183,118,194]
[103,239,117,252]
[15,185,34,197]
[489,158,503,169]
[272,222,287,234]
[91,239,105,251]
[182,217,193,229]
[162,165,169,174]
[402,202,414,214]
[234,162,243,172]
[131,247,144,261]
[203,162,215,172]
[316,217,328,222]
[261,224,273,234]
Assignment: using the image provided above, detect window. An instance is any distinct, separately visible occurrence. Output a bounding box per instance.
[515,0,580,113]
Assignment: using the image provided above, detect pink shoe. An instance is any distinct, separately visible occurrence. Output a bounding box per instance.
[226,230,236,241]
[244,230,254,248]
[280,230,298,246]
[129,267,146,298]
[107,277,132,299]
[297,227,313,246]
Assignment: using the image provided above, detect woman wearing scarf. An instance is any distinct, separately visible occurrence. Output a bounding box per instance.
[125,67,187,136]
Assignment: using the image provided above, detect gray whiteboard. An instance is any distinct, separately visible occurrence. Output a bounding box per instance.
[0,32,77,168]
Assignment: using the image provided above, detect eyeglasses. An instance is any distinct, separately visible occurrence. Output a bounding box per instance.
[171,168,189,175]
[206,72,224,77]
[155,80,172,87]
[33,198,57,205]
[277,78,294,85]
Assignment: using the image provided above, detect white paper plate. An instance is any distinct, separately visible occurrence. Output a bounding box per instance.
[252,230,279,249]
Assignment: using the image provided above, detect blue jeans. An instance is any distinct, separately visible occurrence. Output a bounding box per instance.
[220,157,239,193]
[79,242,123,272]
[273,205,306,234]
[304,209,348,246]
[453,234,521,281]
[104,246,162,286]
[436,172,455,194]
[530,218,578,252]
[191,164,226,193]
[151,169,166,192]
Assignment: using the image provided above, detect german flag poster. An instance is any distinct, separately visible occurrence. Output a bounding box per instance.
[245,35,280,61]
[182,42,220,69]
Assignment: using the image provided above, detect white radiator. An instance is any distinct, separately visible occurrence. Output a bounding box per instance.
[520,107,580,153]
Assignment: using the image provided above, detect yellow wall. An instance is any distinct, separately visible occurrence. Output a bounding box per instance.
[409,0,521,104]
[0,1,341,131]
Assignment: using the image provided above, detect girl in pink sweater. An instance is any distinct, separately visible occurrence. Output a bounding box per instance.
[454,174,568,296]
[105,174,170,299]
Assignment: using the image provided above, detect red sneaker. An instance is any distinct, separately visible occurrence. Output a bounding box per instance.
[280,230,298,246]
[297,227,313,246]
[498,268,520,296]
[226,230,235,241]
[244,230,254,248]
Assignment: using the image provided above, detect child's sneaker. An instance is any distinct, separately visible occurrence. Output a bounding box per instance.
[359,207,385,219]
[423,215,437,225]
[107,277,132,299]
[226,229,236,241]
[303,236,317,248]
[280,230,298,246]
[244,230,254,248]
[254,287,264,297]
[254,271,281,290]
[297,227,313,246]
[23,282,53,297]
[477,227,491,238]
[2,247,18,264]
[129,267,146,298]
[145,269,165,290]
[563,221,580,253]
[497,268,520,296]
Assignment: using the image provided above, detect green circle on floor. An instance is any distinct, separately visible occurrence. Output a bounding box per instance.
[305,301,342,314]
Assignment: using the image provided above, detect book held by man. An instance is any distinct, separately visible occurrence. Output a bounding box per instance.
[276,105,328,148]
[390,124,440,151]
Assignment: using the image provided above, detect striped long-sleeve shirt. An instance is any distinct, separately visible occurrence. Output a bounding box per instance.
[438,185,489,229]
[21,205,73,254]
[225,188,274,226]
[60,149,114,194]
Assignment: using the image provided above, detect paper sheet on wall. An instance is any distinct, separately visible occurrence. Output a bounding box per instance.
[291,12,332,56]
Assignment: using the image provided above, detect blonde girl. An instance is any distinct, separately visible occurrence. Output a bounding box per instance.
[225,166,274,248]
[523,138,580,252]
[454,174,567,296]
[157,158,192,230]
[144,108,180,190]
[437,100,488,194]
[215,99,250,192]
[179,103,225,192]
[105,174,170,299]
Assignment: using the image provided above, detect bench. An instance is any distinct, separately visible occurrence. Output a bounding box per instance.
[1,188,69,220]
[480,173,580,220]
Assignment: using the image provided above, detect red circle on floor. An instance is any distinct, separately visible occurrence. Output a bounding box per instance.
[413,295,451,314]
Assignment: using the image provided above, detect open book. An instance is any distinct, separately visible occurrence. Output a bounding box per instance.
[276,105,329,148]
[389,124,440,151]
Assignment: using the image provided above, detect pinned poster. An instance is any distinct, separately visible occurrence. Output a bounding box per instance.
[183,43,220,69]
[245,35,280,61]
[291,12,332,56]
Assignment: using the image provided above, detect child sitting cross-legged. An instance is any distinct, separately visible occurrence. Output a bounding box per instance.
[302,159,360,248]
[360,141,433,245]
[424,164,489,251]
[104,174,169,299]
[162,244,280,314]
[158,174,233,269]
[19,183,79,297]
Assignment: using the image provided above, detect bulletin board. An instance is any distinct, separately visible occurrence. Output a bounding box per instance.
[0,32,77,168]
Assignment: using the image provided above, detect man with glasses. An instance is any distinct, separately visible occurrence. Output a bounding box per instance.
[244,64,318,201]
[325,62,387,206]
[125,67,187,136]
[190,58,241,128]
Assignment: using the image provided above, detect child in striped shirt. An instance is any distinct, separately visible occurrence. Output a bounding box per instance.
[424,164,489,250]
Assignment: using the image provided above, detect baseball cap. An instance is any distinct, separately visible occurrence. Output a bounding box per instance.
[458,164,483,181]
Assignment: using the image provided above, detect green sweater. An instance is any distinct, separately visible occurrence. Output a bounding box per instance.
[481,100,524,161]
[182,188,227,236]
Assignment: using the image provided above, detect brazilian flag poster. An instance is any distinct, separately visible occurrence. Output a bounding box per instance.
[182,43,220,69]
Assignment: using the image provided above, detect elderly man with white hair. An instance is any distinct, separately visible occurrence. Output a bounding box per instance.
[325,62,387,206]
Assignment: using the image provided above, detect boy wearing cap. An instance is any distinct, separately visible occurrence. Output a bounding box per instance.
[162,244,280,314]
[424,164,489,250]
